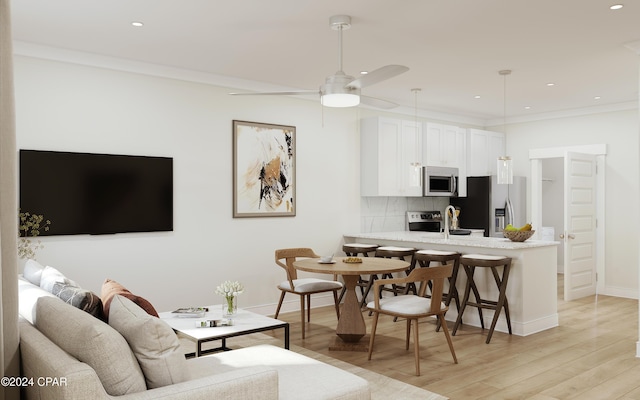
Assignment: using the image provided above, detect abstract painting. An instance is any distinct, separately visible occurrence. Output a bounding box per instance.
[233,120,296,217]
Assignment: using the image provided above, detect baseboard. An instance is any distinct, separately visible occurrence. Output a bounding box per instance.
[242,293,336,317]
[601,285,638,300]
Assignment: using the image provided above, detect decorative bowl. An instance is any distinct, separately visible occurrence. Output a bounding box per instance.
[503,230,535,242]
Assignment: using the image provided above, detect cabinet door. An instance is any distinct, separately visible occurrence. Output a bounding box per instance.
[400,120,422,197]
[424,123,464,168]
[467,129,505,176]
[361,117,422,197]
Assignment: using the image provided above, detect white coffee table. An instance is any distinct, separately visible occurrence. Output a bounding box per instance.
[159,306,289,357]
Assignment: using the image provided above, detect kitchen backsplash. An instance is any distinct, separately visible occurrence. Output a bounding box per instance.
[361,197,449,233]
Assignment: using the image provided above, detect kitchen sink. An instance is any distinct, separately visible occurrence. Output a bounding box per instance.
[449,229,472,235]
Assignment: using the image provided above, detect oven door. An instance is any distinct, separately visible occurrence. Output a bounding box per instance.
[423,166,458,197]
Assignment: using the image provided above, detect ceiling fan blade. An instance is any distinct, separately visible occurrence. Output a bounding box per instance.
[360,95,399,109]
[347,65,409,89]
[229,90,319,96]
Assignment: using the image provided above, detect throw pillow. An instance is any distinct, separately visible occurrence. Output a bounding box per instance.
[109,295,189,389]
[35,296,147,396]
[39,265,78,293]
[52,282,105,321]
[23,259,45,286]
[101,279,158,321]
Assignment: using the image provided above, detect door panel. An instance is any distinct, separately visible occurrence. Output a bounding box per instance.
[563,152,597,301]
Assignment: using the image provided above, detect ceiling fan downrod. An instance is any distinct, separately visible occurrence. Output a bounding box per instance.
[330,15,351,74]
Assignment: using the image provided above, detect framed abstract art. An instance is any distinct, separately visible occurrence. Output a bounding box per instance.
[232,120,296,218]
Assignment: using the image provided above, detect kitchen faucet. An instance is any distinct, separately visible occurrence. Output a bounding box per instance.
[444,205,458,239]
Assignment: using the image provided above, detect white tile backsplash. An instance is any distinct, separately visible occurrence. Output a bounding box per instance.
[360,197,449,233]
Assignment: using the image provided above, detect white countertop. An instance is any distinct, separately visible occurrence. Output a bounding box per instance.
[344,231,560,250]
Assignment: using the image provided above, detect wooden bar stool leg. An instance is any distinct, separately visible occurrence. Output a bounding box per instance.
[452,265,472,336]
[486,263,512,343]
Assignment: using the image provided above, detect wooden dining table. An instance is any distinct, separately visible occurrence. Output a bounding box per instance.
[293,256,409,351]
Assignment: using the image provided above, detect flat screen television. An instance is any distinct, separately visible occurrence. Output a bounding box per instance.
[19,149,173,236]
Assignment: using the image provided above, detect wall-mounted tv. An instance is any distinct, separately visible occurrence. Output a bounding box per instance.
[19,150,173,236]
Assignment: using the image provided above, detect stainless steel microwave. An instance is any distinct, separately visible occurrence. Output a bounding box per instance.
[422,166,458,197]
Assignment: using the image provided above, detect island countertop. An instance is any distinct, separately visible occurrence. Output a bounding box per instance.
[343,231,560,337]
[344,231,559,250]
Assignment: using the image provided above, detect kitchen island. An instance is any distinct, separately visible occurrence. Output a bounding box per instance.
[343,231,560,337]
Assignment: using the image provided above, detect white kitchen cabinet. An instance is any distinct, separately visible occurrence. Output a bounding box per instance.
[423,123,465,168]
[361,117,422,197]
[466,128,505,176]
[423,122,467,196]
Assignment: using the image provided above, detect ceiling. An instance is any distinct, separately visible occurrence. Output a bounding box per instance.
[10,0,640,124]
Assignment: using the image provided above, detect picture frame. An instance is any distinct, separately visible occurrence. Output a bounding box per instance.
[233,120,296,218]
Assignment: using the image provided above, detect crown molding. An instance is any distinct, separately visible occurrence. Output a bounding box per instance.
[14,41,637,128]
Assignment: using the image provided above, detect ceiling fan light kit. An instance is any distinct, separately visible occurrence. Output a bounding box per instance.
[229,15,408,110]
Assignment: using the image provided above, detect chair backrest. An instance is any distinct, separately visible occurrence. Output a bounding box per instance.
[274,248,320,285]
[411,264,452,313]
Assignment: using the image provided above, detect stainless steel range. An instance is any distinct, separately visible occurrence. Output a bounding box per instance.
[407,211,442,232]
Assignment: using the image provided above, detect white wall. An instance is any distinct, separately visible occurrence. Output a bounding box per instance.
[505,110,639,298]
[14,56,365,313]
[14,54,639,317]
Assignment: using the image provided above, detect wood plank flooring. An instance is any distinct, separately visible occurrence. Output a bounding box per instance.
[271,276,640,399]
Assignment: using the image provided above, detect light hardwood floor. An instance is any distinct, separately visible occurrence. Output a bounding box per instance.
[272,276,640,399]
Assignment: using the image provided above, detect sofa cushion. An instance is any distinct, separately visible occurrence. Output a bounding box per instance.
[23,259,45,286]
[52,283,105,320]
[189,344,370,400]
[101,279,158,321]
[39,265,77,293]
[18,277,57,324]
[35,296,147,396]
[109,295,190,389]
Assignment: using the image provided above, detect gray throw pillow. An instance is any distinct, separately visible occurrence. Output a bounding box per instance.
[52,283,105,321]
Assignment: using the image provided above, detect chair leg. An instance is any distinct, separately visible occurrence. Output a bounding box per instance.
[405,319,411,350]
[300,296,306,339]
[438,315,458,364]
[368,312,379,361]
[307,295,311,322]
[413,319,421,376]
[333,291,340,319]
[274,291,286,319]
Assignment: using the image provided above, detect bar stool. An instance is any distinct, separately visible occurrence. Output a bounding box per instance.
[371,246,417,297]
[338,243,379,305]
[411,250,461,331]
[452,254,512,344]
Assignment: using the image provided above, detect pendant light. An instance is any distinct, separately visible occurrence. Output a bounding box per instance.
[496,70,513,185]
[408,88,422,187]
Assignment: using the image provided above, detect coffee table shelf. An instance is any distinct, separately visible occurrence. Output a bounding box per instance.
[159,306,289,357]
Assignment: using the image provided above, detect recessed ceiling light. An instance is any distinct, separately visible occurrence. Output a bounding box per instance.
[474,95,481,99]
[610,4,623,10]
[360,71,368,75]
[594,96,601,100]
[131,21,144,27]
[546,83,555,87]
[524,106,531,110]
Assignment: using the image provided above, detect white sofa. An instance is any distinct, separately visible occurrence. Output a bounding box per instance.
[18,261,370,399]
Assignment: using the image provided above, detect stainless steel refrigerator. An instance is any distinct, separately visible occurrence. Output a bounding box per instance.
[450,175,526,237]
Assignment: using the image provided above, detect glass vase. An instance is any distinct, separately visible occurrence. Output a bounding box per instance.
[223,296,237,317]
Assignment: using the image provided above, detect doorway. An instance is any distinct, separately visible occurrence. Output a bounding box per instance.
[529,144,606,301]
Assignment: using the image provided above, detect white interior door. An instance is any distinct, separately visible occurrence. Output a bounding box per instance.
[563,152,597,301]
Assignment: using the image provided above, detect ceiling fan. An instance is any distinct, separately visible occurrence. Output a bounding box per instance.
[229,15,409,109]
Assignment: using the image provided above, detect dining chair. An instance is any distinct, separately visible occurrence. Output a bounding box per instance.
[274,248,342,339]
[367,264,458,376]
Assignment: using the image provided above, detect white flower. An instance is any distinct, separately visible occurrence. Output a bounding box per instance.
[215,280,244,298]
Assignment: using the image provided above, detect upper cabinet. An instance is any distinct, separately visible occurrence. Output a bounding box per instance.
[466,128,505,177]
[423,123,465,168]
[423,122,467,196]
[361,117,422,197]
